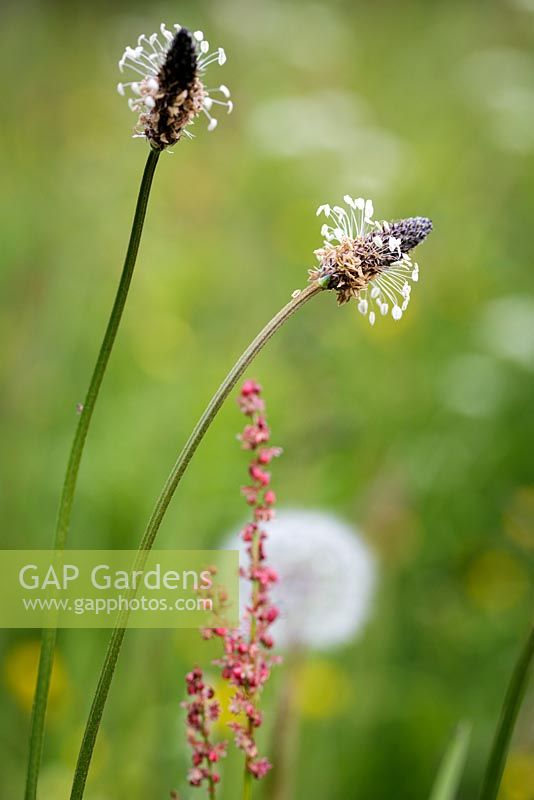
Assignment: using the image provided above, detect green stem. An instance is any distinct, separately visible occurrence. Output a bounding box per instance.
[24,147,160,800]
[69,282,323,800]
[267,649,303,800]
[479,624,534,800]
[242,768,252,800]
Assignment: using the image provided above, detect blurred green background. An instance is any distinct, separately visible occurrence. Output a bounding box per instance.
[1,0,534,797]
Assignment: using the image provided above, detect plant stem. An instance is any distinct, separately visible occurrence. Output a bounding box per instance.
[242,768,252,800]
[267,649,303,800]
[200,708,217,800]
[429,722,471,800]
[242,530,261,796]
[478,624,534,800]
[24,147,160,800]
[69,282,323,800]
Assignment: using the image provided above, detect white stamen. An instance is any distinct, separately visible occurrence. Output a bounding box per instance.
[119,23,231,142]
[160,23,173,42]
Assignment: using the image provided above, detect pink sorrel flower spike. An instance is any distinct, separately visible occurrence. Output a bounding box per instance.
[182,668,227,796]
[182,379,281,792]
[214,380,281,780]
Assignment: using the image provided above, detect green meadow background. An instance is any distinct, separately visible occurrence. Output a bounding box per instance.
[1,0,533,797]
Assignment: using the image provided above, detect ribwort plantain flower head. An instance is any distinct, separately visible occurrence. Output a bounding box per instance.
[310,196,432,325]
[118,23,232,149]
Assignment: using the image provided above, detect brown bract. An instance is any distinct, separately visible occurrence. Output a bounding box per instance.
[141,77,206,150]
[311,237,384,305]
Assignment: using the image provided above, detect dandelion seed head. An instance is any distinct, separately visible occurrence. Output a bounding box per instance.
[309,196,432,324]
[227,509,377,650]
[118,23,232,149]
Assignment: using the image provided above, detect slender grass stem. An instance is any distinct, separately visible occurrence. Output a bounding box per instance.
[479,624,534,800]
[69,281,323,800]
[24,147,160,800]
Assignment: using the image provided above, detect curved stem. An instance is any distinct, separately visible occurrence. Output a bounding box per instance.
[479,624,534,800]
[69,282,323,800]
[25,147,160,800]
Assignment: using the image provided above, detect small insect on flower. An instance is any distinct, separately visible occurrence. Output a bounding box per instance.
[117,23,232,149]
[310,196,432,325]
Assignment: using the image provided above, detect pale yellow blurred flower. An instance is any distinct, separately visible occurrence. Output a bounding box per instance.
[293,658,353,720]
[501,751,534,800]
[466,550,529,612]
[3,640,68,713]
[211,678,245,736]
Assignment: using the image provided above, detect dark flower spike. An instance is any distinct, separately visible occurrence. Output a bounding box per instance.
[310,196,432,323]
[118,23,232,149]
